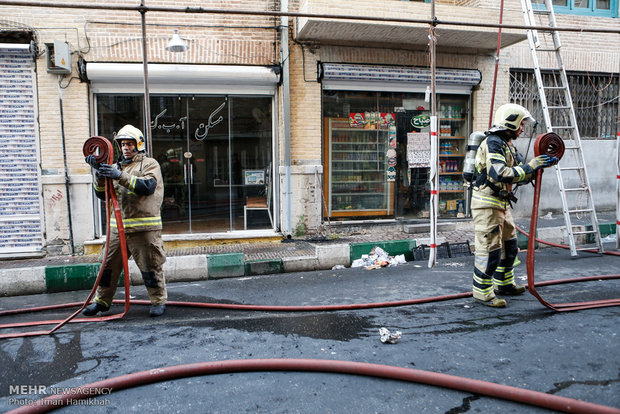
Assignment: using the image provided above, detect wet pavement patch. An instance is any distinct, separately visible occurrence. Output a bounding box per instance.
[194,312,378,341]
[0,332,102,397]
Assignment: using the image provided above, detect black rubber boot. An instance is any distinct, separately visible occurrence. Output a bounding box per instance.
[82,302,110,316]
[475,297,507,308]
[149,304,165,317]
[495,284,526,296]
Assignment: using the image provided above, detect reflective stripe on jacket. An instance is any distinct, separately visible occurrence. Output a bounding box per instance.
[95,153,164,233]
[471,134,533,211]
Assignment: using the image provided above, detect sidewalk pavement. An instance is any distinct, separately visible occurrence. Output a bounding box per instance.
[0,212,616,297]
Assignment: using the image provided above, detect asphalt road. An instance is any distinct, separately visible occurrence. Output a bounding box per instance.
[1,246,619,413]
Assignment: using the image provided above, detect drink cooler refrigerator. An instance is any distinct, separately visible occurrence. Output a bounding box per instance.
[323,118,393,218]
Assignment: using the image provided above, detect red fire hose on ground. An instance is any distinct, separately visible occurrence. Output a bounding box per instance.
[1,135,619,413]
[0,135,618,332]
[6,359,620,414]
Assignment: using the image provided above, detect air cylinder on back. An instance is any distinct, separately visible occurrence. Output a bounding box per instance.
[463,131,485,183]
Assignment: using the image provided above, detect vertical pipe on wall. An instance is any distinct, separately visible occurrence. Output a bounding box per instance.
[281,0,292,237]
[57,79,75,255]
[489,0,504,129]
[140,1,153,157]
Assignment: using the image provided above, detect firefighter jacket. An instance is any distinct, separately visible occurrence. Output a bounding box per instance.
[93,153,164,233]
[471,133,534,211]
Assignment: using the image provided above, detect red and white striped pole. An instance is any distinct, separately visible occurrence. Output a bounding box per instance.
[428,117,438,268]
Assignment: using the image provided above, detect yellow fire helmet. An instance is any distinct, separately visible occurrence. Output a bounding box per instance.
[491,103,535,132]
[115,124,145,152]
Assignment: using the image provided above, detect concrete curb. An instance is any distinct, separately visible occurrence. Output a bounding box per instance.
[1,239,417,296]
[0,266,46,296]
[1,222,613,297]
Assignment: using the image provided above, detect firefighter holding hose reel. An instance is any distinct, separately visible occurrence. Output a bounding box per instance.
[84,125,167,317]
[464,104,558,308]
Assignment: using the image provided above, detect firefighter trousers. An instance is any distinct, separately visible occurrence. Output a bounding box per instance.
[472,207,519,301]
[94,230,167,307]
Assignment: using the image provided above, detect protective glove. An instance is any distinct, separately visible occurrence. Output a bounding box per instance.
[85,155,100,170]
[527,155,558,171]
[98,163,122,180]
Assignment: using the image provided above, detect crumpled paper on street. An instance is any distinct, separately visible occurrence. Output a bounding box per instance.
[350,246,407,269]
[379,327,402,344]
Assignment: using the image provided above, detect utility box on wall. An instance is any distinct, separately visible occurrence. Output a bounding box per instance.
[45,40,71,74]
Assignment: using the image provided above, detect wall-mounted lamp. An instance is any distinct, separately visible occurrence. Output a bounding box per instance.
[166,29,188,53]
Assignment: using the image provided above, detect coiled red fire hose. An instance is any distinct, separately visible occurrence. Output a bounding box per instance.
[7,359,620,414]
[526,133,620,311]
[0,138,132,340]
[516,132,618,256]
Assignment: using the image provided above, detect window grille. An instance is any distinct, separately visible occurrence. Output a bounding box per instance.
[509,69,619,139]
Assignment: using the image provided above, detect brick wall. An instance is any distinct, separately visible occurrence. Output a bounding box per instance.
[1,0,617,246]
[477,0,620,72]
[0,0,282,250]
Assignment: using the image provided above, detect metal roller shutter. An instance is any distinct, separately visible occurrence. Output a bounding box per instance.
[0,44,44,255]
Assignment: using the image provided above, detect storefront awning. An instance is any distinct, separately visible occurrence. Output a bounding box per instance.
[85,63,281,95]
[297,0,527,53]
[319,63,481,94]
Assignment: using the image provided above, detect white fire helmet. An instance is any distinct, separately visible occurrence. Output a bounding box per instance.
[115,124,145,152]
[490,103,535,133]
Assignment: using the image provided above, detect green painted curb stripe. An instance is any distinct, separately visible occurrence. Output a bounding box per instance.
[599,222,616,237]
[244,258,284,276]
[45,263,101,292]
[517,230,538,250]
[349,239,417,262]
[207,252,245,279]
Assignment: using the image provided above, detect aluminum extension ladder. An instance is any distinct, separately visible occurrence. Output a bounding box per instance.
[519,0,604,256]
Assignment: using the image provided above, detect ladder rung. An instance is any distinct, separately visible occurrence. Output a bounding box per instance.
[551,125,575,129]
[567,208,593,214]
[559,166,584,171]
[574,247,602,252]
[571,230,597,235]
[533,9,551,14]
[536,47,560,52]
[563,187,588,192]
[548,105,570,109]
[543,86,567,89]
[564,145,580,150]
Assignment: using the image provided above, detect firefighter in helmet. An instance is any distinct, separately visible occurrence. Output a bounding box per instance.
[471,104,558,307]
[84,124,167,317]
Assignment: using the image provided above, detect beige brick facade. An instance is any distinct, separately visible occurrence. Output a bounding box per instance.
[0,0,617,254]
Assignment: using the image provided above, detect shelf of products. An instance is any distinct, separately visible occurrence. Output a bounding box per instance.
[438,98,469,217]
[324,118,392,217]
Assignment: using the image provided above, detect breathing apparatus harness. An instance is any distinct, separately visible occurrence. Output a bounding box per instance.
[464,122,539,208]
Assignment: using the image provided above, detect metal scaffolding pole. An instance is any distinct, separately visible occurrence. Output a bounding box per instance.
[0,1,618,35]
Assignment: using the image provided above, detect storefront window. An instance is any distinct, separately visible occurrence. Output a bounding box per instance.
[322,90,470,221]
[96,94,273,234]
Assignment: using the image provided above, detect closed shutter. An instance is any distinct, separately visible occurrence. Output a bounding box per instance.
[0,44,44,255]
[319,63,482,94]
[86,63,281,95]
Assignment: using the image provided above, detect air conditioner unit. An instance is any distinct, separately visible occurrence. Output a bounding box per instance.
[46,40,71,74]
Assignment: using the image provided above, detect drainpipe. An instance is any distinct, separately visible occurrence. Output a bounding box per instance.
[281,0,292,237]
[140,0,153,156]
[57,80,75,255]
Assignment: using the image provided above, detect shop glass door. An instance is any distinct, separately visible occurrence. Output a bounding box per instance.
[96,94,273,234]
[151,96,195,233]
[152,95,234,233]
